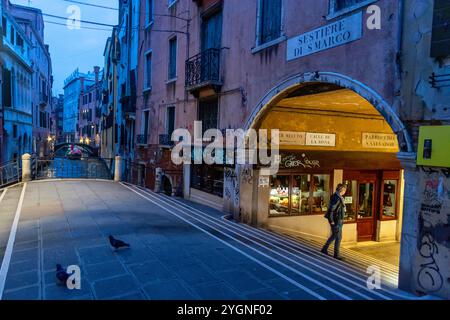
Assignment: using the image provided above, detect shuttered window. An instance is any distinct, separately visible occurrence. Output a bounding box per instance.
[259,0,282,45]
[168,37,177,80]
[431,0,450,58]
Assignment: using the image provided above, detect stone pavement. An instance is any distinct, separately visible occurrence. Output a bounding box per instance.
[0,180,423,300]
[0,181,297,299]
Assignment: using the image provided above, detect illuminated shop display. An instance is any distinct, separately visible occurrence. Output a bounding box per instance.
[269,173,331,216]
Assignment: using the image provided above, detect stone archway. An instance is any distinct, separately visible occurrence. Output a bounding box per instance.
[244,71,413,153]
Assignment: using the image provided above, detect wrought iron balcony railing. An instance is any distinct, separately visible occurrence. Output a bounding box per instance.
[159,134,174,147]
[136,134,148,145]
[185,48,222,91]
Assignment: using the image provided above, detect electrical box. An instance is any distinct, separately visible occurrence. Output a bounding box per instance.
[416,126,450,168]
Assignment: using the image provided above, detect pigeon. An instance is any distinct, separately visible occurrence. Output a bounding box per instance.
[109,235,130,250]
[56,264,69,285]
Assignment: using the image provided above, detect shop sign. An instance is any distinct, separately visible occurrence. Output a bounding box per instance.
[282,154,320,169]
[287,12,363,61]
[279,131,306,145]
[259,176,270,187]
[362,133,398,149]
[306,133,336,147]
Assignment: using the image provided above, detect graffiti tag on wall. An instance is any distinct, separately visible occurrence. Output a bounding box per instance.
[415,168,450,297]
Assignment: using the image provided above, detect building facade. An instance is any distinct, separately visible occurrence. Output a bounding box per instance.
[100,0,138,163]
[62,68,95,143]
[52,94,64,142]
[128,0,449,298]
[78,66,101,147]
[397,0,450,299]
[10,3,53,158]
[0,0,33,163]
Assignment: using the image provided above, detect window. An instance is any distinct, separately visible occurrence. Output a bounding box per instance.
[143,110,149,136]
[1,68,12,107]
[269,175,290,216]
[358,182,374,219]
[2,17,6,37]
[89,93,92,103]
[381,180,398,219]
[257,0,282,46]
[334,0,366,11]
[166,106,175,137]
[16,33,23,48]
[146,0,154,26]
[431,0,450,57]
[168,37,177,80]
[343,180,358,222]
[168,0,177,8]
[198,98,218,134]
[13,125,17,138]
[269,173,331,217]
[145,51,152,89]
[328,0,377,18]
[191,164,224,197]
[10,26,14,45]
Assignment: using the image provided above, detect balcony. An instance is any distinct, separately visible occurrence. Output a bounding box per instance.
[136,134,148,146]
[185,48,222,97]
[159,134,174,147]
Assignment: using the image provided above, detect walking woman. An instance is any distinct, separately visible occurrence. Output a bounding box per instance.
[321,183,347,260]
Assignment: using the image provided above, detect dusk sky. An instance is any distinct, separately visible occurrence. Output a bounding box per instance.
[11,0,119,95]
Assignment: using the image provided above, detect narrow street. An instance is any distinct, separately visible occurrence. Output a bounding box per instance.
[0,180,419,300]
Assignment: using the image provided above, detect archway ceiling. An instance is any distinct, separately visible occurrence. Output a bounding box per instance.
[276,88,382,117]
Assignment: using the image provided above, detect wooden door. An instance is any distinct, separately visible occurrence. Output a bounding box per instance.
[344,171,378,241]
[356,179,377,241]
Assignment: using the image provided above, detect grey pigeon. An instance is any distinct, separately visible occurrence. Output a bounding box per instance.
[109,235,130,250]
[56,264,69,285]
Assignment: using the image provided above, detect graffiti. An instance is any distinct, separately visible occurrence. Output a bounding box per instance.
[415,169,449,296]
[417,232,443,293]
[241,166,253,185]
[224,168,240,206]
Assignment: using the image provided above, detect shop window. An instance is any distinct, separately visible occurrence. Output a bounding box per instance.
[343,180,358,222]
[358,182,374,219]
[311,174,330,214]
[382,180,398,219]
[269,175,290,216]
[269,173,331,217]
[191,164,224,197]
[291,175,310,215]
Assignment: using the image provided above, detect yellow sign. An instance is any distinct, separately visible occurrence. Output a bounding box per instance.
[417,126,450,167]
[362,133,398,149]
[306,133,336,147]
[279,131,306,145]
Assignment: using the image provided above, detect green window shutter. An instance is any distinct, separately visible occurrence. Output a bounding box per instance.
[431,0,450,58]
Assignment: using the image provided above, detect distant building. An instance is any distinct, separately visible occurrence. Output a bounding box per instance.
[52,94,64,142]
[62,68,95,143]
[78,66,102,147]
[100,0,138,161]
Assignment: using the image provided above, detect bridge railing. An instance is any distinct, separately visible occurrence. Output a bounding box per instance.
[33,156,115,180]
[0,159,21,189]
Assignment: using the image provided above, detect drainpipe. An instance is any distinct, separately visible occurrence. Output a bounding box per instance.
[397,0,405,78]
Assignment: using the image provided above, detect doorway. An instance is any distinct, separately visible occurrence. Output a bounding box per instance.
[344,171,378,241]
